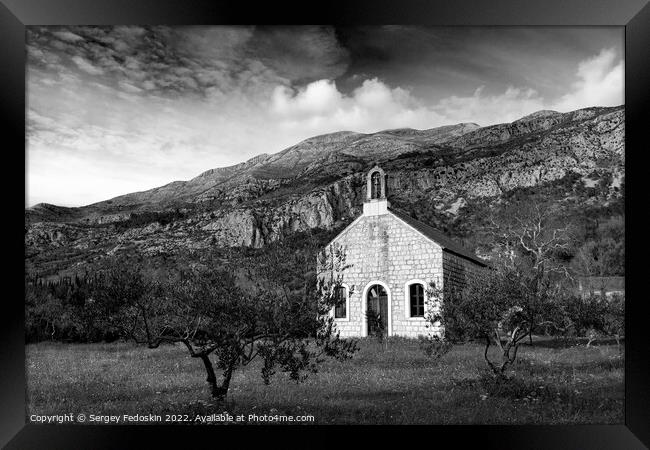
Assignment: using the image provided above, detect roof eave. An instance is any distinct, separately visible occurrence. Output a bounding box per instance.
[442,248,489,267]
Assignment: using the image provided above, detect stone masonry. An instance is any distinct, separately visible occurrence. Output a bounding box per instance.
[326,212,444,338]
[320,165,486,339]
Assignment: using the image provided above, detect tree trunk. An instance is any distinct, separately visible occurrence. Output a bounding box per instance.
[483,337,499,376]
[500,347,513,374]
[214,366,234,401]
[200,354,220,398]
[498,341,520,376]
[201,356,236,401]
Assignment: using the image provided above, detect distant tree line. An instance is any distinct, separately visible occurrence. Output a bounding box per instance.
[25,272,121,343]
[110,209,187,231]
[25,226,345,344]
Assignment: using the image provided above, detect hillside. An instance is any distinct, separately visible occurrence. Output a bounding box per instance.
[25,105,624,279]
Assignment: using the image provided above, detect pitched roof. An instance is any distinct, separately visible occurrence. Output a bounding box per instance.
[389,208,487,266]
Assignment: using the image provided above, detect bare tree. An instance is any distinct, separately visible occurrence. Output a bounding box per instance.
[422,200,577,376]
[486,200,576,341]
[486,201,573,275]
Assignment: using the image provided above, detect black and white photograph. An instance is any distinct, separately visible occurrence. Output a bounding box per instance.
[24,25,625,426]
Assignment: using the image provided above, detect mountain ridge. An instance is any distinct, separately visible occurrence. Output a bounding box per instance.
[27,121,484,218]
[25,105,624,279]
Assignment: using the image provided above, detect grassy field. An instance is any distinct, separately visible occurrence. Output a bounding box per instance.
[26,337,624,425]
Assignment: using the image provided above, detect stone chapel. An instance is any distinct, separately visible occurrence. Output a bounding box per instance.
[321,165,487,338]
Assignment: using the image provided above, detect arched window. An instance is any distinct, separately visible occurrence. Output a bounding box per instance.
[333,285,348,319]
[408,282,425,318]
[370,171,381,199]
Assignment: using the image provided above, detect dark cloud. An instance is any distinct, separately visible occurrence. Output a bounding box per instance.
[334,26,623,101]
[248,26,350,84]
[27,25,350,101]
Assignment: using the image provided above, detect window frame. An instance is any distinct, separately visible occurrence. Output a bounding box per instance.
[404,279,428,320]
[330,283,350,321]
[370,171,381,199]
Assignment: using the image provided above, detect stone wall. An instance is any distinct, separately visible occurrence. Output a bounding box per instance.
[324,211,446,338]
[442,250,487,295]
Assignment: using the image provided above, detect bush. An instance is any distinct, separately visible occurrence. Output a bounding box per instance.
[556,293,624,342]
[25,280,121,343]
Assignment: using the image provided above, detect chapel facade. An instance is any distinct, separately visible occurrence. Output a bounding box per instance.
[321,165,487,338]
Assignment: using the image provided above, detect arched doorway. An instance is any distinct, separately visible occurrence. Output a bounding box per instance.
[366,283,388,337]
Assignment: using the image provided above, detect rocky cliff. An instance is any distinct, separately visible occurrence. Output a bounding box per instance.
[25,105,624,277]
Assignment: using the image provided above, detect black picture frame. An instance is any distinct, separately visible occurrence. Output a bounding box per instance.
[3,0,648,447]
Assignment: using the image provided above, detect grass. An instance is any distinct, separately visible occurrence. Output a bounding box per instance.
[26,337,624,425]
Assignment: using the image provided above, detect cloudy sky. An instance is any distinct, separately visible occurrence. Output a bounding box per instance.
[26,26,624,207]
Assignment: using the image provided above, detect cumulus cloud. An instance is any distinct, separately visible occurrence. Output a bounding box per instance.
[268,47,623,134]
[271,80,343,116]
[269,77,548,134]
[552,47,624,112]
[270,78,446,134]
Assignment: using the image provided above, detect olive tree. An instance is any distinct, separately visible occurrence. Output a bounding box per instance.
[424,267,535,375]
[421,200,576,377]
[93,240,357,400]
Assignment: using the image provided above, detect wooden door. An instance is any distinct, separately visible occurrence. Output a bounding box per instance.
[367,284,388,337]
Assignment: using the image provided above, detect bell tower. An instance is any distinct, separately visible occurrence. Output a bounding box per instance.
[363,165,390,216]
